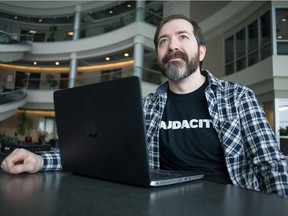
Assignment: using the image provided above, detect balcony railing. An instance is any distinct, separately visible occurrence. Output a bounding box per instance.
[0,7,161,43]
[12,66,163,92]
[0,88,27,105]
[0,29,33,44]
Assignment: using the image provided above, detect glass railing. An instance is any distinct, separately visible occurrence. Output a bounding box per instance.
[2,7,161,43]
[0,29,33,44]
[15,66,163,91]
[0,88,27,105]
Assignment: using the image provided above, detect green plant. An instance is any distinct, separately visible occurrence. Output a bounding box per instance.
[47,25,57,42]
[0,132,18,144]
[18,111,33,137]
[45,74,57,89]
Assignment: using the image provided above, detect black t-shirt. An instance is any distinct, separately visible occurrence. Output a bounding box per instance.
[159,79,232,184]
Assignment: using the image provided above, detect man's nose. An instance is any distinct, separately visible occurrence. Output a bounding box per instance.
[168,38,179,51]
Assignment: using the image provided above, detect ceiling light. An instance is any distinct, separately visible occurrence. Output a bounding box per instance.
[29,30,37,34]
[33,61,37,65]
[67,32,74,36]
[14,16,18,20]
[55,62,60,66]
[282,18,287,22]
[105,57,110,61]
[278,35,283,39]
[109,10,113,14]
[279,106,288,111]
[127,4,131,8]
[124,53,129,57]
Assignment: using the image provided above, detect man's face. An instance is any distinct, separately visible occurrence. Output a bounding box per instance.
[156,19,203,81]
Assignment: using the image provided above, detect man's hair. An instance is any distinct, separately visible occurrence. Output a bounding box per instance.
[153,14,206,53]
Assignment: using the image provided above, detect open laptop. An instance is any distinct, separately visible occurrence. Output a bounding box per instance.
[53,76,203,187]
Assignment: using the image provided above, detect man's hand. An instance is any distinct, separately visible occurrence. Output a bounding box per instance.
[1,148,44,174]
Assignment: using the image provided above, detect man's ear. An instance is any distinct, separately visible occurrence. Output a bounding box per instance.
[199,45,206,61]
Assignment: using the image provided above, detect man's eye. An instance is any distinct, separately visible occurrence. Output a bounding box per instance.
[159,39,167,45]
[180,35,188,40]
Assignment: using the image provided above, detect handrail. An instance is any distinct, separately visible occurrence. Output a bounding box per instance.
[0,7,161,43]
[0,29,33,44]
[0,87,27,105]
[17,66,163,91]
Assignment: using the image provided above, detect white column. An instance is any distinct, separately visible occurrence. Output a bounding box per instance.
[68,5,81,88]
[133,0,146,79]
[133,35,144,78]
[69,53,78,88]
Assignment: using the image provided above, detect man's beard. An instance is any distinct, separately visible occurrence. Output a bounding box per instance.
[158,50,199,81]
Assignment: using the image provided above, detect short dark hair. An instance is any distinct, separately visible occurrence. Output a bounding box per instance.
[154,15,206,53]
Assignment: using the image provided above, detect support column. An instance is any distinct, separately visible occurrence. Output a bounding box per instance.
[68,5,81,88]
[69,53,78,88]
[133,0,146,79]
[133,35,144,78]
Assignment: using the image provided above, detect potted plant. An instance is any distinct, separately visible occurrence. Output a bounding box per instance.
[18,111,34,143]
[38,129,47,145]
[47,25,57,42]
[0,132,18,144]
[45,74,58,89]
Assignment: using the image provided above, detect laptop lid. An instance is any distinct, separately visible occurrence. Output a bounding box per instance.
[54,76,202,187]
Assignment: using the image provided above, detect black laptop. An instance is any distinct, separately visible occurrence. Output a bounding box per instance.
[53,76,203,187]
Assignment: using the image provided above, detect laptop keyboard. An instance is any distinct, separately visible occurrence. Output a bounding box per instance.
[150,169,182,180]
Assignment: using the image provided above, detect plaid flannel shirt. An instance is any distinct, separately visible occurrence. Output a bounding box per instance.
[38,149,62,171]
[143,70,288,197]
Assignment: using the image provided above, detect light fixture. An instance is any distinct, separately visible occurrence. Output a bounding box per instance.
[108,10,113,14]
[33,61,37,65]
[14,16,18,20]
[55,62,60,66]
[124,53,129,57]
[29,30,37,34]
[0,60,134,73]
[282,18,287,22]
[18,110,55,117]
[105,57,110,61]
[279,106,288,111]
[67,31,74,36]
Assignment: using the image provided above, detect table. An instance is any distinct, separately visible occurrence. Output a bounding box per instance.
[0,162,288,216]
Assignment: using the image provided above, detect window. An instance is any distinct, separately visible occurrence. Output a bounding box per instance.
[236,29,247,71]
[275,99,288,156]
[276,8,288,55]
[224,10,272,75]
[15,72,40,89]
[38,117,57,142]
[224,36,234,75]
[248,20,259,66]
[260,11,272,60]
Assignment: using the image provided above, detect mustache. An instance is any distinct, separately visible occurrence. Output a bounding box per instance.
[162,51,189,64]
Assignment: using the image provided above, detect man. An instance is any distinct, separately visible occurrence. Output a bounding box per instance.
[2,15,288,197]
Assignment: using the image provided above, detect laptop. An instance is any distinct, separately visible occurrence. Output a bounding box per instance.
[53,76,203,187]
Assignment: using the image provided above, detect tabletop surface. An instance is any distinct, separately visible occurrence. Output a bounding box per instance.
[1,168,288,216]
